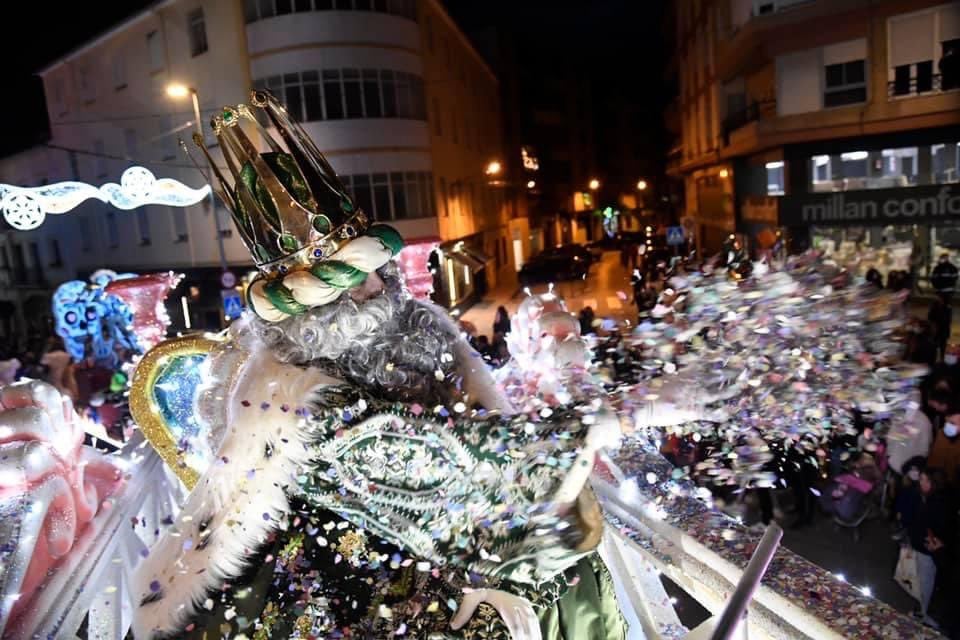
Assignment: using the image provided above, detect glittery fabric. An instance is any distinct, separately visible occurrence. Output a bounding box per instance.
[167,387,624,639]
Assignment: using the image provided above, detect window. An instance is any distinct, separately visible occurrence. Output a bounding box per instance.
[431,97,442,136]
[215,200,233,236]
[158,115,177,159]
[188,9,208,57]
[916,60,934,93]
[323,70,344,119]
[94,139,107,177]
[105,211,120,248]
[136,209,151,245]
[113,54,127,90]
[390,172,408,219]
[29,243,41,270]
[395,72,412,118]
[824,59,866,107]
[254,67,427,122]
[68,151,80,180]
[245,0,416,22]
[48,239,63,267]
[78,217,92,252]
[147,30,164,71]
[170,207,189,242]
[765,161,785,195]
[380,70,397,117]
[77,66,95,102]
[124,128,137,159]
[361,69,382,117]
[351,174,373,217]
[372,173,391,220]
[343,69,363,118]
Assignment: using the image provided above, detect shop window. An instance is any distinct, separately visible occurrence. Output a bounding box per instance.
[147,30,164,72]
[824,59,866,107]
[765,161,784,196]
[171,207,189,242]
[48,239,63,267]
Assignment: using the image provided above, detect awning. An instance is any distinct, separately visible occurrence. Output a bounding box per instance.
[449,247,490,272]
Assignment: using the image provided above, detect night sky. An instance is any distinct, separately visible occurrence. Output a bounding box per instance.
[0,0,670,171]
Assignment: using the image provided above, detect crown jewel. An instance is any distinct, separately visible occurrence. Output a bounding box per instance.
[194,91,371,276]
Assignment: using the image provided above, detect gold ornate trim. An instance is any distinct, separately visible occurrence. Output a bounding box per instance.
[130,335,221,489]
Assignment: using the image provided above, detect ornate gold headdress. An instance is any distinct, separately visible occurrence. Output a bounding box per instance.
[192,90,403,322]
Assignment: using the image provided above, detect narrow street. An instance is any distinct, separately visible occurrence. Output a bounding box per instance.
[460,249,640,335]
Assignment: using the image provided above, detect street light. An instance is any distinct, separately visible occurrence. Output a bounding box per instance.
[719,168,730,179]
[526,180,536,189]
[485,160,502,176]
[588,178,600,191]
[637,179,648,191]
[166,82,227,274]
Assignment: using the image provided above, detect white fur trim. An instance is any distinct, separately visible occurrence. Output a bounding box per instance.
[131,346,340,639]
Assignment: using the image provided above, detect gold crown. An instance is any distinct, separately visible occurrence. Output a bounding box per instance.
[192,90,370,277]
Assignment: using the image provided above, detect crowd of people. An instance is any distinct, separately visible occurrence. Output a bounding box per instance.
[0,334,133,444]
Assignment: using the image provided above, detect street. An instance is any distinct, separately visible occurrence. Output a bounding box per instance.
[461,249,640,335]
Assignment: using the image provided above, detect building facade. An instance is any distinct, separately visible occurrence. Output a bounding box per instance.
[0,0,522,342]
[669,0,960,287]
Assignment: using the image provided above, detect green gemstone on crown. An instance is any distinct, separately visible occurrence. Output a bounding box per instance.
[312,214,332,234]
[279,233,299,252]
[340,199,354,213]
[223,109,234,122]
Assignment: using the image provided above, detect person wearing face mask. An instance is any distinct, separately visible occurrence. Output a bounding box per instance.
[899,468,951,626]
[927,408,960,487]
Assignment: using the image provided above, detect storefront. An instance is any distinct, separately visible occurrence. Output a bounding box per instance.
[780,183,960,290]
[731,126,960,290]
[434,233,490,312]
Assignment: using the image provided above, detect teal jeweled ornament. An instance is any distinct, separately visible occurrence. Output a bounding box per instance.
[279,233,299,252]
[312,214,332,234]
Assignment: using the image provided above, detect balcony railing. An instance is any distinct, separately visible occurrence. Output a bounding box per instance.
[888,73,960,97]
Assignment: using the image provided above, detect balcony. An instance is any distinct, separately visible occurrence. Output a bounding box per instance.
[888,73,959,98]
[721,99,777,146]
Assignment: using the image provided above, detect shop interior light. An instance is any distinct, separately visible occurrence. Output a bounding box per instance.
[765,161,784,170]
[813,155,830,166]
[840,151,869,161]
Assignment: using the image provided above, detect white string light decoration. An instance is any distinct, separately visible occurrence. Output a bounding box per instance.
[0,166,211,231]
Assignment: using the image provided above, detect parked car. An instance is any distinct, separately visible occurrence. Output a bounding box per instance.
[541,244,600,266]
[519,251,590,285]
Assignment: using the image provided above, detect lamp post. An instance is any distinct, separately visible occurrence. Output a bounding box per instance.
[166,83,227,273]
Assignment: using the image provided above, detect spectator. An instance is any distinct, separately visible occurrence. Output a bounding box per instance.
[900,468,951,624]
[820,451,882,522]
[578,306,596,336]
[40,337,78,402]
[932,253,959,300]
[865,267,883,288]
[492,306,511,337]
[927,408,960,486]
[929,296,954,362]
[887,396,933,496]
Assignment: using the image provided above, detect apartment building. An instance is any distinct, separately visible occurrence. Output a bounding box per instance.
[0,0,521,340]
[669,0,960,284]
